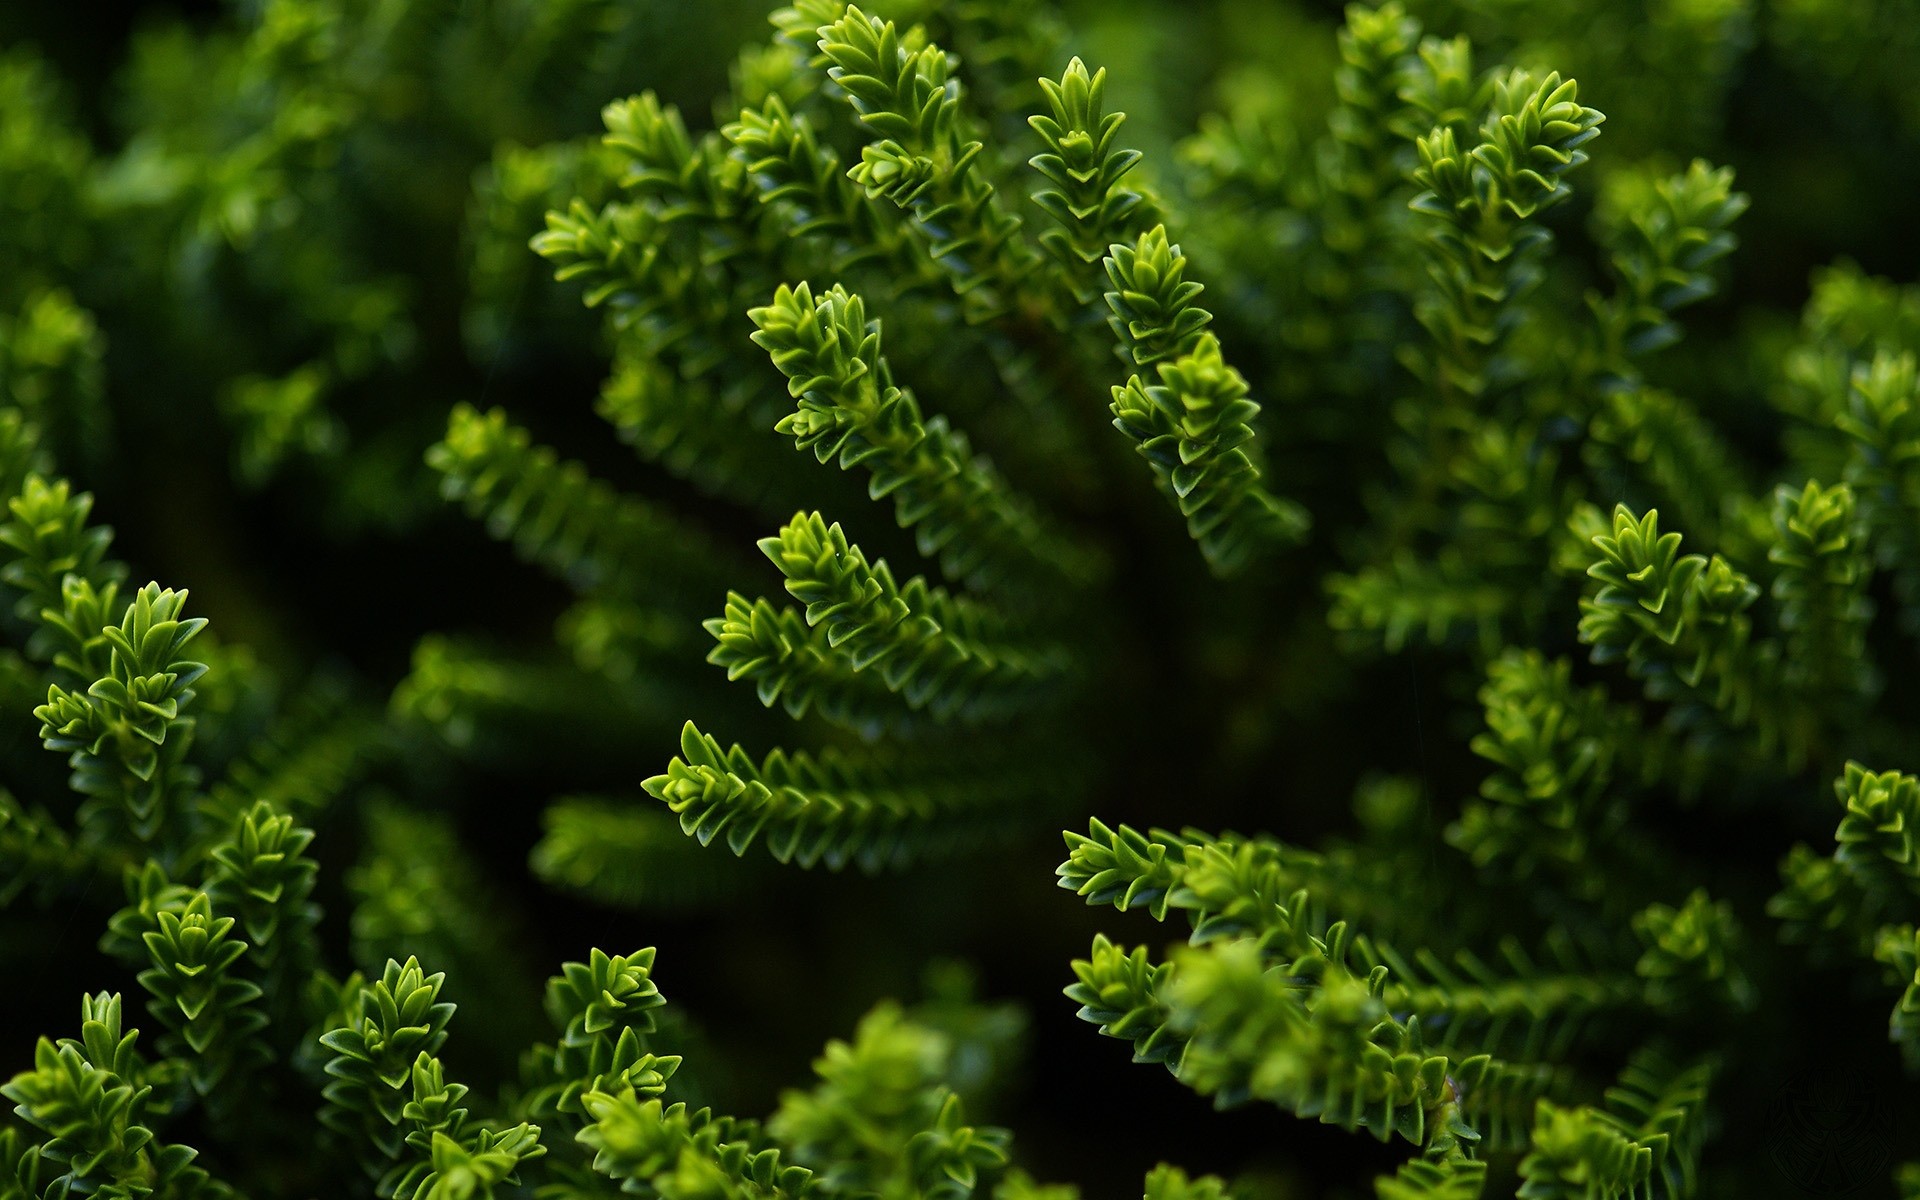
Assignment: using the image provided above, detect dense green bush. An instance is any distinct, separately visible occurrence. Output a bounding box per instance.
[4,0,1920,1195]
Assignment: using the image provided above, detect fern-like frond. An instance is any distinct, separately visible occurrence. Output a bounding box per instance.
[1109,332,1309,575]
[815,3,1037,321]
[644,721,1037,870]
[1028,58,1158,309]
[132,891,269,1114]
[318,957,458,1172]
[768,1002,1012,1199]
[1576,505,1779,751]
[760,510,1070,709]
[577,1090,815,1199]
[35,581,207,846]
[1589,160,1746,362]
[427,403,731,605]
[1376,1151,1487,1200]
[749,281,1100,591]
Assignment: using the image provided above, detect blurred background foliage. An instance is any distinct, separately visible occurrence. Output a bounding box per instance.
[2,0,1918,1193]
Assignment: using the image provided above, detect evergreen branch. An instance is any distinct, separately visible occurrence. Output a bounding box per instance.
[1354,928,1639,1062]
[1057,819,1189,920]
[384,1054,546,1200]
[644,721,1036,870]
[1061,821,1410,945]
[577,1089,815,1199]
[202,800,322,1040]
[815,3,1039,321]
[1063,935,1185,1070]
[1768,480,1877,761]
[428,404,730,604]
[768,1002,1012,1199]
[602,92,757,233]
[725,94,936,285]
[99,859,195,971]
[1394,36,1486,147]
[1447,650,1648,896]
[1517,1052,1710,1200]
[1406,68,1602,407]
[0,475,122,659]
[1583,388,1746,545]
[318,957,458,1174]
[1831,762,1920,908]
[1590,160,1747,361]
[1517,1101,1650,1199]
[749,282,1099,591]
[1109,332,1309,575]
[1145,1164,1234,1200]
[1601,1053,1713,1200]
[705,592,926,733]
[523,948,680,1122]
[1065,824,1642,1061]
[395,1120,546,1200]
[133,891,270,1116]
[0,992,217,1197]
[532,198,735,358]
[1631,889,1754,1013]
[1837,351,1920,633]
[1576,505,1779,748]
[1028,58,1158,308]
[2,993,156,1182]
[760,511,1069,711]
[137,894,266,1082]
[1772,763,1920,967]
[1376,1151,1487,1200]
[1164,940,1542,1152]
[1103,226,1211,368]
[35,582,208,846]
[1331,3,1424,211]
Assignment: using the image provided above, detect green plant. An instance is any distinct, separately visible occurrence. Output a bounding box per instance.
[5,0,1920,1194]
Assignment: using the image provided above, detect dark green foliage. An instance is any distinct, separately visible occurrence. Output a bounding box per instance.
[36,581,206,848]
[1577,506,1767,725]
[133,892,270,1113]
[748,282,1095,592]
[6,0,1920,1195]
[816,4,1037,322]
[318,957,459,1171]
[1108,332,1308,575]
[645,721,1037,869]
[428,403,728,606]
[759,511,1068,709]
[1028,58,1158,305]
[0,993,227,1198]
